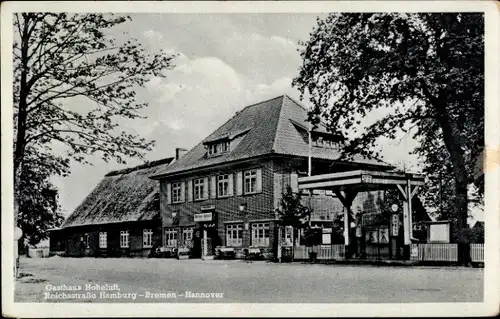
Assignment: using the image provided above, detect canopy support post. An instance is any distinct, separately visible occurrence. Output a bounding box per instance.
[334,189,358,259]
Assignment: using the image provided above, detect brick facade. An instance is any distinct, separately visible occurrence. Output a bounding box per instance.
[160,159,279,258]
[158,156,386,260]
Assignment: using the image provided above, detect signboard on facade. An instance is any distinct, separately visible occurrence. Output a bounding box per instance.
[391,214,400,236]
[200,204,215,211]
[322,228,332,234]
[194,212,213,222]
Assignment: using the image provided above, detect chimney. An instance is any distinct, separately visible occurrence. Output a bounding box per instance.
[175,148,188,160]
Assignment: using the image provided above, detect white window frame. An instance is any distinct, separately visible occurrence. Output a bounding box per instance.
[221,141,230,153]
[193,178,205,200]
[217,174,230,197]
[208,144,218,156]
[99,232,107,249]
[226,224,243,247]
[165,228,178,247]
[251,223,270,247]
[120,230,129,248]
[172,182,182,203]
[182,227,193,244]
[244,170,258,194]
[143,229,153,248]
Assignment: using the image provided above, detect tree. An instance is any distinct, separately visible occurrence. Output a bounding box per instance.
[293,13,483,258]
[18,148,65,246]
[13,13,176,226]
[276,185,312,244]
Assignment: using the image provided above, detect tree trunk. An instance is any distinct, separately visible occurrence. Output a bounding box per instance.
[433,95,470,265]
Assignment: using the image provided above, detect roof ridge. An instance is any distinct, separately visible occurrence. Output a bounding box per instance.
[105,157,174,177]
[271,94,289,152]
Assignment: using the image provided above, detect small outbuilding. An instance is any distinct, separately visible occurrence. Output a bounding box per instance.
[49,157,174,257]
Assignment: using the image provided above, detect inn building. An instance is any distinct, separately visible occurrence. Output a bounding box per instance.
[150,95,393,260]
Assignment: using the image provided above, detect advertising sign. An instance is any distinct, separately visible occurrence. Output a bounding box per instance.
[428,223,450,243]
[365,229,378,243]
[194,212,213,222]
[361,174,373,183]
[378,227,389,244]
[391,214,400,236]
[322,233,331,245]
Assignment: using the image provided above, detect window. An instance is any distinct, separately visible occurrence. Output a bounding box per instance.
[120,230,129,248]
[194,178,205,200]
[182,227,193,244]
[251,223,270,247]
[226,224,243,247]
[172,182,182,203]
[208,144,218,156]
[244,170,257,194]
[143,229,153,248]
[165,228,178,247]
[217,174,230,197]
[221,141,230,153]
[99,232,107,248]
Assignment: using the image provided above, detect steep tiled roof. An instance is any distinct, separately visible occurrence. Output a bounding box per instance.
[61,157,174,228]
[152,95,390,178]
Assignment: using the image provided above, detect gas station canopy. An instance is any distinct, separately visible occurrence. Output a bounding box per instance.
[298,170,425,193]
[297,169,426,259]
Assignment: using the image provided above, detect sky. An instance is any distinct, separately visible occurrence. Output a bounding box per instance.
[48,13,482,223]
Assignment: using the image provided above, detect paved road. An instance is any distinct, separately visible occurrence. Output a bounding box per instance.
[15,256,483,303]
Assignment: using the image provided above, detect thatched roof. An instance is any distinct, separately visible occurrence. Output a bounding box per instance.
[61,157,174,228]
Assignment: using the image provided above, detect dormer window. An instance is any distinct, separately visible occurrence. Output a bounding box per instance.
[208,144,218,156]
[207,140,230,157]
[221,141,230,153]
[312,135,339,150]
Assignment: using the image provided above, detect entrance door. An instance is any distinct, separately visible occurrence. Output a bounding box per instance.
[363,226,390,259]
[200,223,220,258]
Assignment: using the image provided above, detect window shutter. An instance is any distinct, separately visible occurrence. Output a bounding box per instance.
[236,171,243,195]
[166,183,172,204]
[290,173,298,193]
[256,168,262,193]
[203,177,209,199]
[228,173,234,196]
[210,176,217,198]
[180,181,185,202]
[187,179,193,202]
